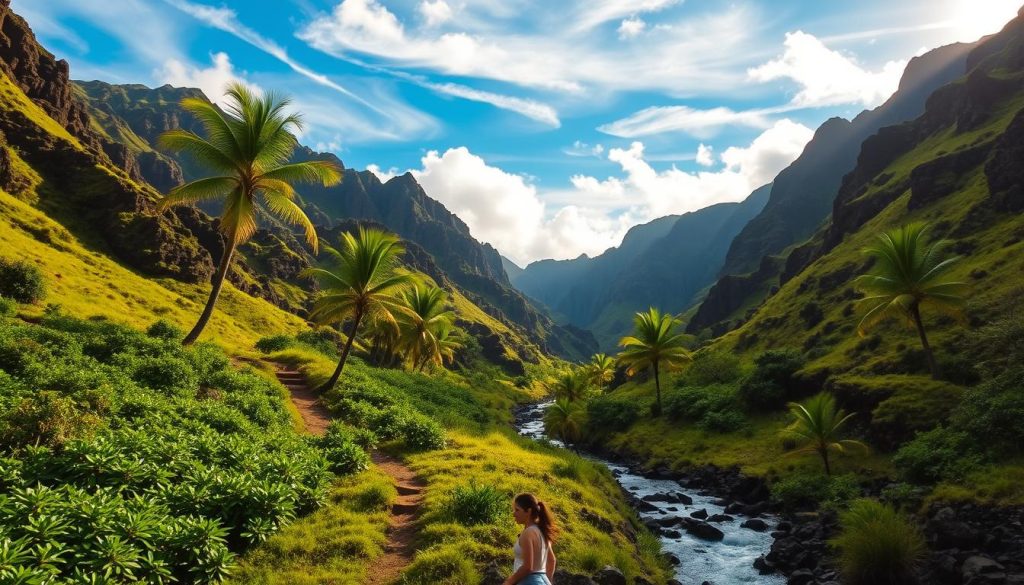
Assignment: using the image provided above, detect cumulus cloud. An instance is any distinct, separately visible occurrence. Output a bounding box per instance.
[696,143,714,166]
[419,0,452,27]
[156,52,260,107]
[748,31,906,108]
[598,105,774,138]
[618,17,646,39]
[367,164,399,182]
[376,120,813,263]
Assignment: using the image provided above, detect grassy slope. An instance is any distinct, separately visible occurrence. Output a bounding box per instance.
[591,85,1024,504]
[246,348,669,584]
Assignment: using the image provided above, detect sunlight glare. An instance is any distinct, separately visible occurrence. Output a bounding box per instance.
[949,0,1021,41]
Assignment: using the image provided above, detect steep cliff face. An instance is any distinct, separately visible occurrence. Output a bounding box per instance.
[0,1,214,283]
[512,185,770,349]
[719,40,978,278]
[687,40,979,338]
[716,6,1024,381]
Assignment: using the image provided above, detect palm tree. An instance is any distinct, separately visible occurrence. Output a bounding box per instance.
[397,284,460,371]
[856,223,967,379]
[303,227,414,392]
[544,399,585,447]
[587,353,616,390]
[547,370,590,402]
[157,82,342,345]
[617,308,691,416]
[785,393,868,475]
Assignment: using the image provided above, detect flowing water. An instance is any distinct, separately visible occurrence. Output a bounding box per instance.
[515,402,786,585]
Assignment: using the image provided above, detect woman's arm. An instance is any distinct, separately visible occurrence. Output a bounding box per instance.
[545,540,556,582]
[502,531,537,585]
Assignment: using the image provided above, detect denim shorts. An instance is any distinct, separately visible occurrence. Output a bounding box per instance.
[518,573,552,585]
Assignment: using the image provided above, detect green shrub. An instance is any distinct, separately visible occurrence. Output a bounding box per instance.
[951,368,1024,458]
[0,296,16,317]
[586,397,640,433]
[738,349,804,411]
[892,427,981,484]
[255,334,293,354]
[0,391,101,449]
[831,499,925,585]
[400,545,481,584]
[146,319,183,341]
[447,480,506,526]
[699,409,745,433]
[296,328,343,357]
[316,423,370,475]
[681,352,742,386]
[770,472,861,511]
[402,415,446,450]
[0,258,45,303]
[870,380,964,451]
[131,356,199,397]
[665,384,745,432]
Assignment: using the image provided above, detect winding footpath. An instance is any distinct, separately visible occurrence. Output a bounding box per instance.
[269,364,425,585]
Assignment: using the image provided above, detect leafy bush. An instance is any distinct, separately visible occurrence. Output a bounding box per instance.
[665,384,745,432]
[446,480,506,526]
[738,349,805,411]
[146,319,183,341]
[314,424,370,475]
[831,499,925,585]
[586,397,640,433]
[255,334,293,354]
[770,472,861,511]
[679,352,742,386]
[296,328,343,357]
[399,545,481,584]
[402,415,446,450]
[131,355,199,397]
[0,258,45,303]
[892,427,981,484]
[0,391,101,449]
[0,296,16,317]
[950,368,1024,458]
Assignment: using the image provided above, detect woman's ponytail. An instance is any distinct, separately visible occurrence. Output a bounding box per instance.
[515,493,559,543]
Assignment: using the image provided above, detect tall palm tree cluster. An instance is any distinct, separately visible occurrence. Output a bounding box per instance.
[157,83,460,391]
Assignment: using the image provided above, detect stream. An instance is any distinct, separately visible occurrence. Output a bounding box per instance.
[515,401,785,585]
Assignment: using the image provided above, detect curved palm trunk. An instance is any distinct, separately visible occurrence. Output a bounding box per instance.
[819,445,832,476]
[653,360,662,416]
[320,310,364,394]
[911,305,940,380]
[183,240,236,346]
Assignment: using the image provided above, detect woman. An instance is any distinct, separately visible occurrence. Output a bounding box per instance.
[504,493,558,585]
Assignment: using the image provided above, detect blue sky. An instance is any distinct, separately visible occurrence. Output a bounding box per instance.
[17,0,1021,264]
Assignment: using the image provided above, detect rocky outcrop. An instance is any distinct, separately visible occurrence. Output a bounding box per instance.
[921,504,1024,585]
[686,255,784,335]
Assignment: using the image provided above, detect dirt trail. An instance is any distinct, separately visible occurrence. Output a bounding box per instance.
[269,364,425,584]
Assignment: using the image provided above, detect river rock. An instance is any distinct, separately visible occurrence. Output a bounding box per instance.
[685,520,725,541]
[554,569,597,585]
[593,566,627,585]
[787,569,815,585]
[690,508,709,519]
[742,518,769,532]
[963,555,1006,583]
[655,515,683,527]
[707,513,734,523]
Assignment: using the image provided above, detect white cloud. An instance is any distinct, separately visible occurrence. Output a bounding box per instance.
[618,17,646,39]
[598,105,774,138]
[696,143,714,166]
[564,140,605,157]
[156,52,260,108]
[367,164,399,182]
[748,31,906,108]
[299,1,760,96]
[419,0,453,27]
[420,81,560,127]
[378,120,813,263]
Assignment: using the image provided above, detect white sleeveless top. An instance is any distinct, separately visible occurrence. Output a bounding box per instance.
[513,525,548,573]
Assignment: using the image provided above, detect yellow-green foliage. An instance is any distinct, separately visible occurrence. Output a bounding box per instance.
[0,144,42,203]
[601,378,893,478]
[270,348,668,583]
[230,467,395,585]
[406,432,668,583]
[0,73,81,146]
[927,462,1024,506]
[0,188,307,353]
[715,95,1024,379]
